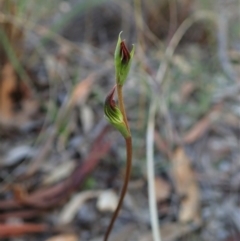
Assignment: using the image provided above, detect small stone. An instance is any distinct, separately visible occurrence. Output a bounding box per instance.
[96,190,118,212]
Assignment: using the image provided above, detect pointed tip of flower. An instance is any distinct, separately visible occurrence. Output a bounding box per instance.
[120,41,131,64]
[116,31,123,46]
[114,32,134,86]
[130,44,135,57]
[105,85,116,109]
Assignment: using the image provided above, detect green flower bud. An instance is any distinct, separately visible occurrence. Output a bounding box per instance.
[104,86,130,138]
[114,32,134,86]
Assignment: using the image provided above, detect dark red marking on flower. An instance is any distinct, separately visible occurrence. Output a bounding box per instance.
[105,86,116,109]
[120,41,130,64]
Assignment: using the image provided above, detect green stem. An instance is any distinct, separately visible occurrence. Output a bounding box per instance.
[117,84,130,132]
[103,85,132,241]
[103,137,132,241]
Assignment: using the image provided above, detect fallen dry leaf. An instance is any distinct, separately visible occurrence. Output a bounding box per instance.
[183,104,222,144]
[59,190,101,224]
[154,176,171,202]
[68,74,95,107]
[43,161,76,185]
[80,105,94,133]
[178,184,200,223]
[183,115,211,144]
[1,145,35,167]
[0,63,39,129]
[134,221,202,241]
[0,63,19,126]
[45,234,78,241]
[171,147,200,223]
[0,125,111,211]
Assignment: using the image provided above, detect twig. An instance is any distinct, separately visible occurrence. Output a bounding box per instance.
[0,223,48,237]
[146,10,217,241]
[146,99,161,241]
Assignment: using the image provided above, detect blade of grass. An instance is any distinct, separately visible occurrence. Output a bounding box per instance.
[0,27,31,86]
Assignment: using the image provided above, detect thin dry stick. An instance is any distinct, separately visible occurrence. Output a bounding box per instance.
[146,10,217,241]
[146,99,160,241]
[217,2,237,82]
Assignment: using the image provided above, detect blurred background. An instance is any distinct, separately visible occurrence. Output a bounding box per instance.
[0,0,240,240]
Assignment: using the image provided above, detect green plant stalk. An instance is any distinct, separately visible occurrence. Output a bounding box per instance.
[117,84,130,132]
[103,85,132,241]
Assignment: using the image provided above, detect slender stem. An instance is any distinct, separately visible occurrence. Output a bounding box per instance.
[117,84,130,132]
[146,99,161,241]
[103,137,132,241]
[103,84,132,241]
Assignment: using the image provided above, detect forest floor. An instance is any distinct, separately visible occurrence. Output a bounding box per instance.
[0,1,240,241]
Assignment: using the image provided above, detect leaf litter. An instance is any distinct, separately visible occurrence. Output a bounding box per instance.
[0,1,240,241]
